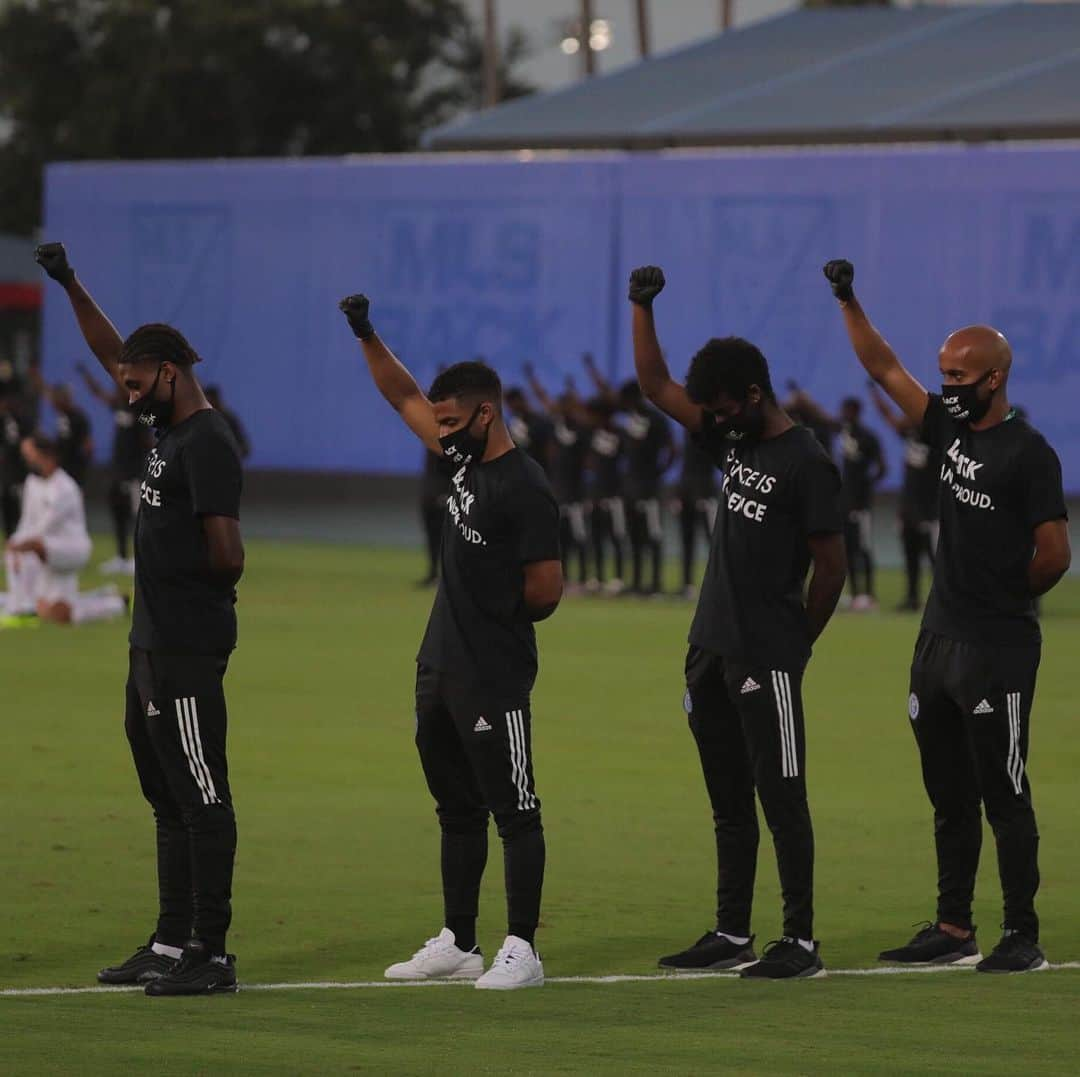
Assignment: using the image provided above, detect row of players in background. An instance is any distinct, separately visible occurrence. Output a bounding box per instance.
[1,362,249,574]
[420,353,719,599]
[787,380,941,613]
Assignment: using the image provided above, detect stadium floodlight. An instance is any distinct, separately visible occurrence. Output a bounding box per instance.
[559,18,612,58]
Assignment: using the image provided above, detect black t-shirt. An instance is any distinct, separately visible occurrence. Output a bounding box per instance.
[840,421,883,512]
[509,412,554,474]
[418,448,560,693]
[131,409,243,655]
[690,418,844,671]
[588,426,625,500]
[55,407,92,485]
[678,435,719,500]
[623,406,673,500]
[551,418,588,503]
[920,394,1066,647]
[899,432,940,522]
[112,406,149,479]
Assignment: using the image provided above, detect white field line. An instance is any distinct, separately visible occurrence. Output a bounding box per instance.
[3,962,1080,998]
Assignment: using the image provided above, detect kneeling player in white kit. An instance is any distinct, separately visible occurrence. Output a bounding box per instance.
[2,435,126,627]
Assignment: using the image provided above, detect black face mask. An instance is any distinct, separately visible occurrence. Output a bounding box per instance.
[134,364,176,429]
[713,399,765,444]
[942,370,994,425]
[438,404,489,470]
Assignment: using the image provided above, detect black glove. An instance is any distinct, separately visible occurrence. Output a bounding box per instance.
[339,294,374,341]
[823,259,854,303]
[35,242,75,285]
[628,265,665,307]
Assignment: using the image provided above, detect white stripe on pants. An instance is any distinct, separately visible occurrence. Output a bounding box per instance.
[506,709,537,811]
[1006,692,1024,795]
[175,697,219,805]
[771,671,799,779]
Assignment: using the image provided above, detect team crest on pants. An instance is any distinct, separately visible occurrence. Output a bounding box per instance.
[683,690,693,715]
[908,692,920,720]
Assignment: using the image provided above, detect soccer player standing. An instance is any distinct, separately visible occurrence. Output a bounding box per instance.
[838,396,886,611]
[340,293,562,990]
[823,259,1071,972]
[619,380,676,596]
[630,266,847,979]
[869,381,940,612]
[675,434,719,599]
[37,242,245,995]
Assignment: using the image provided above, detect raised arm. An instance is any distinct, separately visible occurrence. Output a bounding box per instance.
[35,244,124,387]
[76,361,116,406]
[628,266,702,433]
[523,362,556,415]
[339,294,440,455]
[787,384,839,432]
[868,380,912,435]
[582,353,617,404]
[822,260,928,427]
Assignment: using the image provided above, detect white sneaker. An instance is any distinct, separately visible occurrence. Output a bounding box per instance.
[384,928,484,981]
[475,935,544,991]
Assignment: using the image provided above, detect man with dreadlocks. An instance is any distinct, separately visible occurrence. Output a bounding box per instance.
[36,243,245,996]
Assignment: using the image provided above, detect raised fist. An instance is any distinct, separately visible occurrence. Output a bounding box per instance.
[339,294,374,340]
[35,242,75,285]
[823,260,854,302]
[628,265,665,307]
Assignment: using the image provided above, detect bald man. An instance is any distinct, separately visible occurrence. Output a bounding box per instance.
[823,260,1071,974]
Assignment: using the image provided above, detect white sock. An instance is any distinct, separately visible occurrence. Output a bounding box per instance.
[73,592,126,624]
[151,941,183,959]
[797,938,815,952]
[716,932,751,946]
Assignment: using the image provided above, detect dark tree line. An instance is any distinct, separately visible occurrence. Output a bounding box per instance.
[0,0,534,236]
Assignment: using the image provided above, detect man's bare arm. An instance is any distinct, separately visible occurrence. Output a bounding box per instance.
[202,515,245,588]
[628,266,702,433]
[1030,519,1071,597]
[868,381,911,435]
[823,260,929,427]
[522,559,563,622]
[805,532,848,644]
[339,294,440,455]
[35,244,124,386]
[523,363,556,414]
[582,353,617,403]
[76,361,116,405]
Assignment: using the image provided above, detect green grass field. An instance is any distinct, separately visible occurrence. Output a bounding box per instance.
[4,540,1080,1075]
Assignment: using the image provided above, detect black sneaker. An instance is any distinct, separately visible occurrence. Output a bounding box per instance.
[976,931,1049,974]
[658,931,757,971]
[144,939,238,996]
[740,937,825,979]
[97,934,178,985]
[878,922,980,965]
